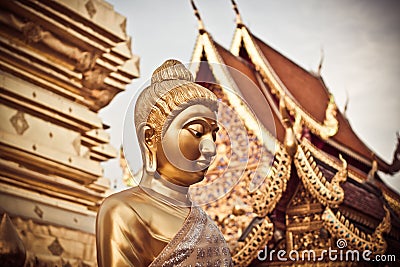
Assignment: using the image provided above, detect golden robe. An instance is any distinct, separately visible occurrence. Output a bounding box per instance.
[96,187,232,266]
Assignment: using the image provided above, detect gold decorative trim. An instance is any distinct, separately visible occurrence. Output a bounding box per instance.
[294,142,347,207]
[229,28,242,57]
[383,191,400,218]
[322,206,391,255]
[232,216,274,266]
[251,145,291,217]
[188,35,203,77]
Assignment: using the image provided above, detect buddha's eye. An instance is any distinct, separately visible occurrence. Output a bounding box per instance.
[212,127,219,141]
[193,130,203,138]
[187,124,204,138]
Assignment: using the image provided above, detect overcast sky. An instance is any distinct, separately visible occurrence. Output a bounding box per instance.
[100,0,400,192]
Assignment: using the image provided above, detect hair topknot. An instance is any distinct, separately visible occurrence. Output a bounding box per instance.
[151,59,194,84]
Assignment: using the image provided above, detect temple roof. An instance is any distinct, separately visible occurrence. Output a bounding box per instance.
[191,19,399,253]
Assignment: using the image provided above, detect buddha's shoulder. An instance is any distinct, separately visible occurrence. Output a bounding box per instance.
[98,187,155,218]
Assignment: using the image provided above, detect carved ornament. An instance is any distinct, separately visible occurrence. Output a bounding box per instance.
[10,111,29,135]
[294,142,347,208]
[251,145,291,217]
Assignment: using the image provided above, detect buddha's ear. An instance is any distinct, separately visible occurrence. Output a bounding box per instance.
[138,123,157,173]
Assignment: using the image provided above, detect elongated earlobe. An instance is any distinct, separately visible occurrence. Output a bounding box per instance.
[142,124,157,173]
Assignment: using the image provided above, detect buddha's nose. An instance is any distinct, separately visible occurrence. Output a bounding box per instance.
[199,138,216,158]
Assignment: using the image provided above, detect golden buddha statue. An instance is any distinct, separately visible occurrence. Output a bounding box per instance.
[96,59,233,266]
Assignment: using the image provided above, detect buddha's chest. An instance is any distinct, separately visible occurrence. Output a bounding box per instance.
[149,211,188,240]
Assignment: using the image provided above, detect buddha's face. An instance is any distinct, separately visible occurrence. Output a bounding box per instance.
[156,104,219,186]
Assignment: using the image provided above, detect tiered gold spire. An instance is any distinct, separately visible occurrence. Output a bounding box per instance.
[0,0,139,265]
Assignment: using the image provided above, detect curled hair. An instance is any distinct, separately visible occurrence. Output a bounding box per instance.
[134,59,218,143]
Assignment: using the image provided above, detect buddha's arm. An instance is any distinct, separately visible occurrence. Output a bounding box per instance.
[96,197,149,267]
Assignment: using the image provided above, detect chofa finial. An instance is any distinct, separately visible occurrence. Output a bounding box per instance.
[231,0,243,25]
[343,88,350,119]
[317,47,324,76]
[190,0,205,32]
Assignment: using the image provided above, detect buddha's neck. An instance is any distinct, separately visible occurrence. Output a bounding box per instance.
[140,171,191,207]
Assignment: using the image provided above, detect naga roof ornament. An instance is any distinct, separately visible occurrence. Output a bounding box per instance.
[295,142,347,208]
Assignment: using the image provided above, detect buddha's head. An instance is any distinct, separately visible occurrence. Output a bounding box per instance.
[135,60,219,186]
